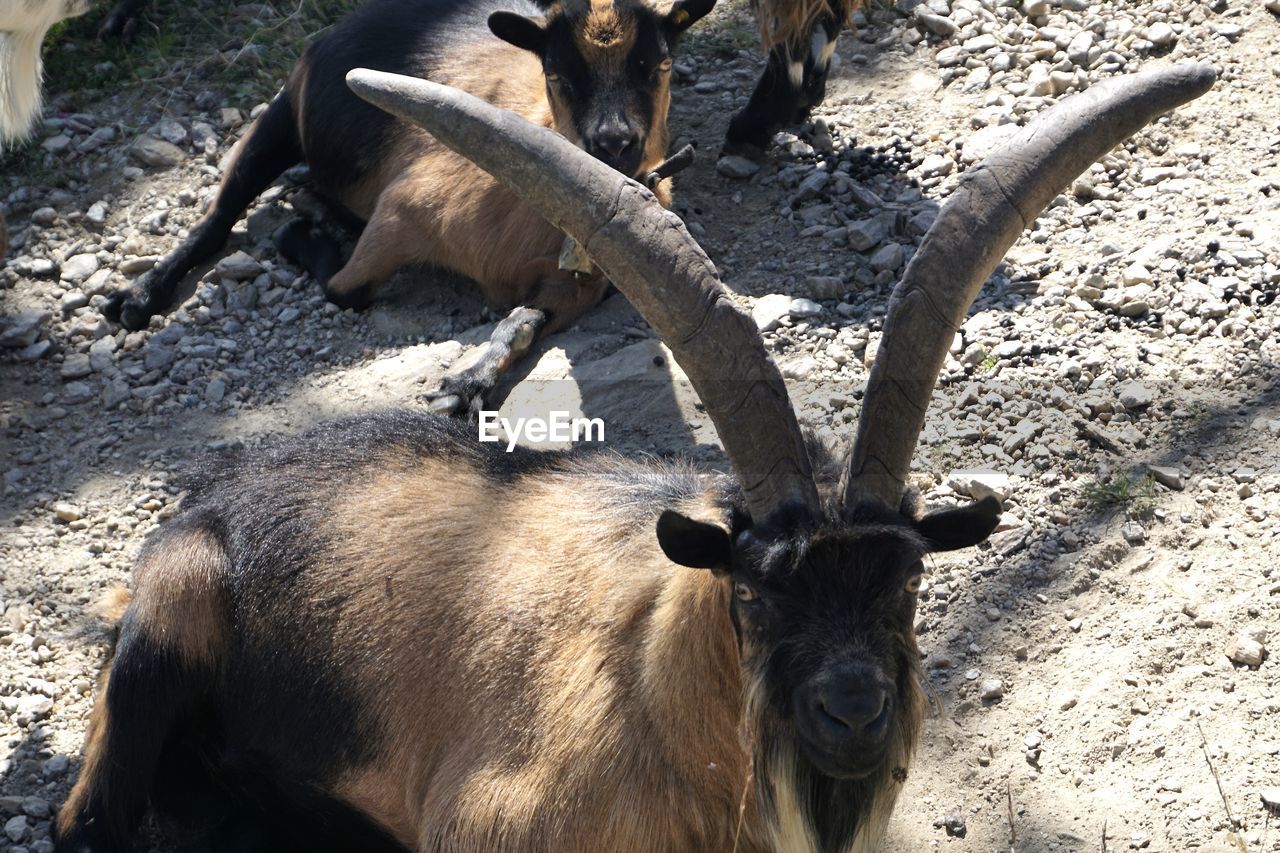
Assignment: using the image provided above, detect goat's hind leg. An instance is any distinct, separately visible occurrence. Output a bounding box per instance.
[105,90,302,330]
[56,525,229,853]
[314,190,421,311]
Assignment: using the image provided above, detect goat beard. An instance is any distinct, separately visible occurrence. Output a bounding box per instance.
[741,672,923,853]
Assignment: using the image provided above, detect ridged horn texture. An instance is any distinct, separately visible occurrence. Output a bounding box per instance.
[840,62,1216,509]
[346,68,821,523]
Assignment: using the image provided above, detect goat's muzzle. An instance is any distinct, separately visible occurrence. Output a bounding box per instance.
[792,664,896,779]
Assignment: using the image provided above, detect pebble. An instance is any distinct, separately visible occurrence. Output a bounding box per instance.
[130,135,186,168]
[752,294,793,332]
[1262,789,1280,813]
[846,217,887,252]
[1148,465,1186,491]
[60,253,100,284]
[979,678,1005,701]
[60,354,92,380]
[4,815,28,843]
[1117,381,1156,410]
[1227,628,1266,667]
[947,469,1010,501]
[915,11,958,37]
[217,250,264,281]
[716,156,760,179]
[1146,22,1176,47]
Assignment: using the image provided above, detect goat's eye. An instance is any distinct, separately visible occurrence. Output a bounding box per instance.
[546,71,559,81]
[905,575,922,594]
[734,582,758,602]
[654,57,673,76]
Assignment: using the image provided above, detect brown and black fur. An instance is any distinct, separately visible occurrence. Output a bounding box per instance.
[103,0,713,410]
[725,0,861,156]
[56,410,999,852]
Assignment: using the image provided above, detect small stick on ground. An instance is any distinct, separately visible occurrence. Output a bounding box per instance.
[1100,817,1107,852]
[1006,781,1017,853]
[1196,721,1240,832]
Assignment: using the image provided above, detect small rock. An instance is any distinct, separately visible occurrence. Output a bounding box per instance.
[216,250,264,281]
[4,814,28,843]
[947,469,1010,501]
[939,810,967,838]
[60,253,100,284]
[53,502,82,522]
[869,242,903,272]
[1146,22,1176,47]
[42,755,69,777]
[1121,521,1146,545]
[130,135,186,168]
[1227,633,1265,667]
[752,294,793,332]
[1117,381,1156,410]
[915,11,958,37]
[920,153,953,178]
[205,377,227,403]
[716,155,760,179]
[846,217,887,252]
[220,107,245,128]
[788,297,822,318]
[60,354,93,380]
[0,310,51,349]
[64,381,95,405]
[89,337,117,372]
[1261,789,1280,813]
[1148,465,1185,491]
[979,678,1005,701]
[1022,0,1048,15]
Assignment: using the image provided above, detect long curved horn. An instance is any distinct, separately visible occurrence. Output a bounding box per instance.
[346,68,820,523]
[840,62,1215,509]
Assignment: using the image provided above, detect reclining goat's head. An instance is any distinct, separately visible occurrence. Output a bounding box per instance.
[489,0,714,177]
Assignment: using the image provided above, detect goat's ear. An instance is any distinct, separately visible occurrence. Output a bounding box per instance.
[664,0,716,37]
[489,12,547,56]
[914,495,1002,552]
[657,510,732,571]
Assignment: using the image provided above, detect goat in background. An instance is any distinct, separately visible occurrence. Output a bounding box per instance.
[103,0,715,414]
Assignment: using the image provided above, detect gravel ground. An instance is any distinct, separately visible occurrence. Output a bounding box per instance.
[2,0,1279,850]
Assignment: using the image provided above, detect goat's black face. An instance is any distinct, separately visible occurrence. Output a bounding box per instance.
[489,0,715,178]
[658,495,1000,781]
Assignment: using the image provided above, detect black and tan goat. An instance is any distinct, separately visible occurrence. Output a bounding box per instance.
[103,0,714,411]
[724,0,860,156]
[56,63,1213,853]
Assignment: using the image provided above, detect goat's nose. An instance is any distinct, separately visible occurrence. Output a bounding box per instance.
[596,127,637,159]
[813,686,889,736]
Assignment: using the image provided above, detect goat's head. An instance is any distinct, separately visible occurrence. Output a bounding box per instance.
[658,492,997,783]
[347,60,1214,846]
[488,0,714,177]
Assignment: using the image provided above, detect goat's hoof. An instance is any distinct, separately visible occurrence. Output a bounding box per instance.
[425,374,487,419]
[103,290,152,331]
[427,393,465,415]
[323,284,374,312]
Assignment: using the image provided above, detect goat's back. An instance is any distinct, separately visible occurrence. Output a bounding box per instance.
[291,0,548,217]
[139,411,755,850]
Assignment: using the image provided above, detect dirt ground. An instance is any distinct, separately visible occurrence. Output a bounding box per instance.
[2,0,1278,851]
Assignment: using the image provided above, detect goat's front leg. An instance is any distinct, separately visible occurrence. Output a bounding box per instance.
[428,264,608,417]
[725,0,847,157]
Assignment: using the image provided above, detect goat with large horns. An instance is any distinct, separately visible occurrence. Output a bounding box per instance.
[55,62,1212,853]
[100,0,715,413]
